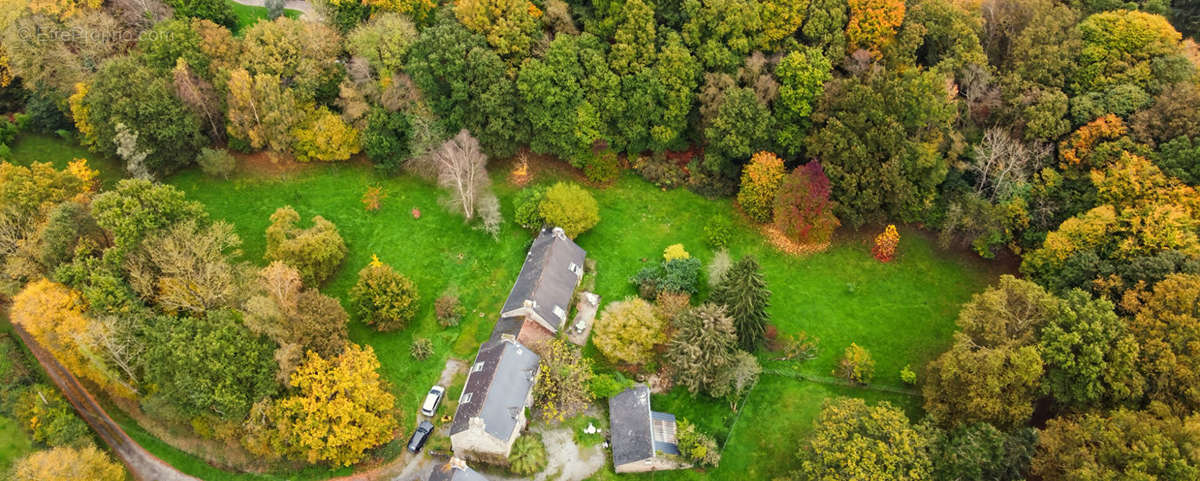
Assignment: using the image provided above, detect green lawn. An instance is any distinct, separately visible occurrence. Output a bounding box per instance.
[6,133,125,188]
[5,134,998,480]
[226,0,301,34]
[0,416,33,474]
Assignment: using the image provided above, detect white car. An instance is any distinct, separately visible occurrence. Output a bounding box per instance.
[420,385,446,417]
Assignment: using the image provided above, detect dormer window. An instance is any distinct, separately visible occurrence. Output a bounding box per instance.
[569,262,583,277]
[553,305,566,320]
[461,392,473,403]
[471,362,484,373]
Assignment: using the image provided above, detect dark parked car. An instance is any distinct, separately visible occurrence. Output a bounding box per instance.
[408,421,434,453]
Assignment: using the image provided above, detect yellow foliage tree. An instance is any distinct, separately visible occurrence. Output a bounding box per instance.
[68,82,96,147]
[290,106,362,162]
[454,0,543,59]
[355,0,437,23]
[27,0,100,19]
[663,243,690,261]
[11,445,126,481]
[11,279,132,397]
[737,151,786,223]
[266,344,398,467]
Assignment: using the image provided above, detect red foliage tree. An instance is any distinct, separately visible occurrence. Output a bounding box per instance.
[773,161,840,244]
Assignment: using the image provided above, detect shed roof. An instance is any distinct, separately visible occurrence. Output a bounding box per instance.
[449,338,540,440]
[500,227,586,331]
[609,384,655,466]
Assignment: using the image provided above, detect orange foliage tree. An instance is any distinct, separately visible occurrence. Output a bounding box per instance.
[1058,114,1128,169]
[846,0,905,58]
[872,224,900,262]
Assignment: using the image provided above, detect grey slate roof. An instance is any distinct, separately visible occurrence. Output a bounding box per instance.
[427,460,489,481]
[449,338,540,440]
[488,316,524,344]
[609,384,655,466]
[500,227,586,331]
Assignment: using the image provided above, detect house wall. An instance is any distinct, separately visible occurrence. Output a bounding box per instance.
[517,318,556,348]
[450,425,516,465]
[615,456,684,474]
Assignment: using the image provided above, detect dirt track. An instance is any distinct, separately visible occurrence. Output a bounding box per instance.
[13,324,202,481]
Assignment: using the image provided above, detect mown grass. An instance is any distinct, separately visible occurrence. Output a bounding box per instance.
[226,0,301,35]
[0,416,33,474]
[7,134,997,480]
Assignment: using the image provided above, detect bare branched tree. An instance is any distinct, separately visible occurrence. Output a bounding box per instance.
[432,130,488,220]
[173,59,226,142]
[970,128,1049,201]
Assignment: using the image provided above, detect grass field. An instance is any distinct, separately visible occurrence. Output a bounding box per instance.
[6,135,998,480]
[226,0,301,34]
[0,416,33,474]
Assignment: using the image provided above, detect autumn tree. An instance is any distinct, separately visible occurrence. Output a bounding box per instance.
[593,297,667,366]
[0,160,92,221]
[413,130,497,225]
[172,58,224,143]
[799,398,932,481]
[1072,10,1182,95]
[737,152,786,223]
[12,279,135,397]
[349,258,419,332]
[1124,274,1200,412]
[125,220,250,314]
[539,182,600,239]
[290,106,362,162]
[836,343,875,384]
[710,256,771,351]
[845,0,905,58]
[238,17,342,101]
[774,162,839,245]
[243,261,349,380]
[256,344,398,467]
[1032,405,1200,480]
[454,0,542,60]
[12,384,90,447]
[10,445,126,481]
[90,179,207,259]
[923,276,1056,428]
[345,13,418,77]
[264,206,347,286]
[533,339,595,421]
[225,69,303,153]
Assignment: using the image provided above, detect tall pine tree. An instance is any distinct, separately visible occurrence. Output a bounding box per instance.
[711,256,771,350]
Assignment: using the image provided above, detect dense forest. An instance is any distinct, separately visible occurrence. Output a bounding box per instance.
[3,0,1200,478]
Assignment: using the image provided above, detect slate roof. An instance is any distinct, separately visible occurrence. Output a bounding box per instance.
[427,459,489,481]
[488,316,524,344]
[449,338,540,440]
[500,227,586,331]
[609,384,655,467]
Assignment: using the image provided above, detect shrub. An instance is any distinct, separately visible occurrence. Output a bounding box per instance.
[291,107,362,162]
[349,259,419,332]
[593,297,667,366]
[836,343,875,384]
[705,217,733,248]
[737,151,786,223]
[196,148,237,179]
[264,206,347,285]
[265,0,286,19]
[774,162,839,244]
[633,153,687,189]
[663,244,690,261]
[513,185,548,232]
[410,338,433,360]
[872,224,900,262]
[12,384,90,447]
[539,182,599,238]
[585,149,621,183]
[632,257,702,299]
[589,372,634,399]
[676,419,721,467]
[361,186,385,212]
[654,291,692,321]
[707,249,733,287]
[900,364,917,385]
[10,445,127,481]
[509,432,548,475]
[435,292,463,327]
